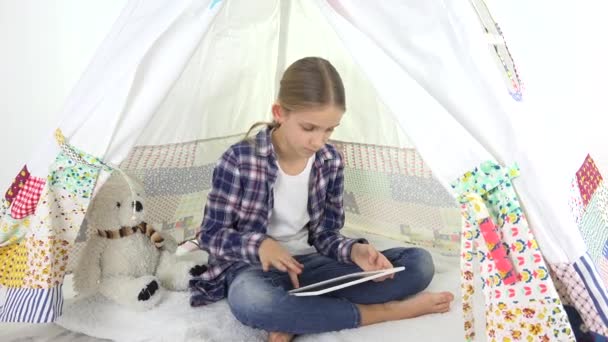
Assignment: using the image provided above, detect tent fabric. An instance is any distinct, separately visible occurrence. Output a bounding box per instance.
[0,0,606,340]
[318,0,585,265]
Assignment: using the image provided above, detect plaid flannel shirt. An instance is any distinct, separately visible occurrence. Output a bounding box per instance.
[189,128,366,306]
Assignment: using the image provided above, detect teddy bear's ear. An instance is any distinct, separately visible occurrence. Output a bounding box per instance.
[129,177,145,195]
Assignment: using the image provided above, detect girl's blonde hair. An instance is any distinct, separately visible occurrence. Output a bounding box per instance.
[245,57,345,137]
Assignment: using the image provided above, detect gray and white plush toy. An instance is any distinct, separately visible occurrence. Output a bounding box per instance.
[73,172,207,311]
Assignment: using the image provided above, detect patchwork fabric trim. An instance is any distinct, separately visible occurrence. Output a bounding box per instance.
[453,161,521,285]
[569,178,585,227]
[566,154,608,335]
[10,176,46,220]
[551,259,608,336]
[578,184,608,266]
[0,205,30,248]
[452,161,575,341]
[486,299,569,341]
[0,173,46,246]
[4,165,30,204]
[574,254,608,326]
[0,242,27,287]
[576,154,603,207]
[464,193,518,285]
[0,128,108,323]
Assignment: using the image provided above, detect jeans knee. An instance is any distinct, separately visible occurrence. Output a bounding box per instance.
[394,247,435,291]
[227,275,287,329]
[415,248,435,286]
[227,276,269,325]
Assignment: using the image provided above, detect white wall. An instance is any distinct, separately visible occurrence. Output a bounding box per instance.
[0,0,127,185]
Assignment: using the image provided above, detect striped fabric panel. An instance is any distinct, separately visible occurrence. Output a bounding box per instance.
[574,253,608,326]
[0,285,63,323]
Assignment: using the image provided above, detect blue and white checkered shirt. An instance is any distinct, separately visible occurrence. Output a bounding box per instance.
[189,128,366,306]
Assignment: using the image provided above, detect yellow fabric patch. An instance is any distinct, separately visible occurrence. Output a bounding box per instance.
[0,242,27,287]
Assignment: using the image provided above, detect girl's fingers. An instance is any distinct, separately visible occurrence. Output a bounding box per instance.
[379,255,395,278]
[288,271,300,289]
[285,255,303,268]
[282,258,303,274]
[274,258,301,275]
[369,249,379,265]
[272,260,287,272]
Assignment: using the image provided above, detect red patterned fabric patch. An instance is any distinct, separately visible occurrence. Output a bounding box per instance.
[10,176,46,219]
[5,165,30,204]
[577,154,603,207]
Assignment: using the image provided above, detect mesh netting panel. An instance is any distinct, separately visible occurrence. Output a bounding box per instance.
[333,141,460,256]
[67,136,461,273]
[66,134,242,273]
[118,135,244,242]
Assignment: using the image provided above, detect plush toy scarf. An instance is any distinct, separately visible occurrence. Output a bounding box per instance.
[97,222,164,248]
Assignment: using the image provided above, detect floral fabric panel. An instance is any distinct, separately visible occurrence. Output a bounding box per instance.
[0,215,31,248]
[569,178,585,227]
[452,161,574,341]
[48,149,104,200]
[23,236,71,288]
[0,199,31,248]
[0,199,8,222]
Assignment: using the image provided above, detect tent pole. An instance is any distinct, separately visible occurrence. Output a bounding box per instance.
[274,0,292,99]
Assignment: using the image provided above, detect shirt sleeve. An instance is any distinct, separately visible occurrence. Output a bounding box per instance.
[197,148,266,264]
[308,151,367,264]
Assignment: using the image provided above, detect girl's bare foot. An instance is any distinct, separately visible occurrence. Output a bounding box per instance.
[387,291,455,319]
[268,331,294,342]
[358,291,455,326]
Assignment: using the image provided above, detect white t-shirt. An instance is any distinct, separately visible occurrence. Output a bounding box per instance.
[267,155,316,255]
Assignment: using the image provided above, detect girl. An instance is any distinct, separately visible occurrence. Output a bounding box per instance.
[190,57,454,342]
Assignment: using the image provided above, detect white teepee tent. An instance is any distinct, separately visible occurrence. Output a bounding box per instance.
[1,0,607,340]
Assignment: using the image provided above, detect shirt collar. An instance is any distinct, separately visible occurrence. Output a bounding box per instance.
[254,127,334,162]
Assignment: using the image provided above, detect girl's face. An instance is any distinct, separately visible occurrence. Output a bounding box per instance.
[272,104,343,159]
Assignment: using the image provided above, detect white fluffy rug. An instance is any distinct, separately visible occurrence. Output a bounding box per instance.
[2,232,487,341]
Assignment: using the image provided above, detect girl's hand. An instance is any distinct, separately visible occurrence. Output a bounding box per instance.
[350,243,394,282]
[259,238,304,288]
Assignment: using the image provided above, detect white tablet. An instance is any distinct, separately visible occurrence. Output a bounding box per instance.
[288,266,405,297]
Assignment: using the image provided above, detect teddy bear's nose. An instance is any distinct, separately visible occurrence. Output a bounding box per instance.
[133,201,143,212]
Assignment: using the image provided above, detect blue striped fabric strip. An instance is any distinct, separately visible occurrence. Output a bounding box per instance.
[0,285,63,323]
[574,253,608,326]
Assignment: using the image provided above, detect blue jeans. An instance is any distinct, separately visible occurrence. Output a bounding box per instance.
[226,247,434,335]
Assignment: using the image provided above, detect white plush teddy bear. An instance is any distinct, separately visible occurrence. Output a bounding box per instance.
[73,171,207,311]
